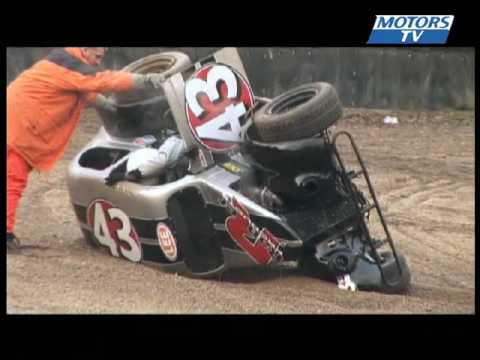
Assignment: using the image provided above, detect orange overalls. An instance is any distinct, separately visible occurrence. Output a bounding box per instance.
[7,47,134,234]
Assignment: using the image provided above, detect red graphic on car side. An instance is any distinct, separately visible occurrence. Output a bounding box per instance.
[224,197,283,264]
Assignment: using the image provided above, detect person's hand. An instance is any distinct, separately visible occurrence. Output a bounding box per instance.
[145,73,166,89]
[132,73,167,90]
[158,136,188,168]
[95,94,117,113]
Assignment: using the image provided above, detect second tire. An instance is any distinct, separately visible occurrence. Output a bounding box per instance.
[253,82,343,142]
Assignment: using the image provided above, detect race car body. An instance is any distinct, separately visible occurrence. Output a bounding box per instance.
[67,48,411,293]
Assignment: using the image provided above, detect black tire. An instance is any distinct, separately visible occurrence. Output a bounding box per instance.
[114,52,191,105]
[167,190,224,276]
[253,82,343,142]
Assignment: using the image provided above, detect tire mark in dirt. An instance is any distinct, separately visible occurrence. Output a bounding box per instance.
[395,225,474,269]
[383,180,474,236]
[365,153,474,183]
[388,215,474,238]
[382,179,457,211]
[380,178,447,201]
[391,226,474,290]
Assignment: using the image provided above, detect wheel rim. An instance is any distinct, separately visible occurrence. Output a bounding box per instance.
[122,56,177,74]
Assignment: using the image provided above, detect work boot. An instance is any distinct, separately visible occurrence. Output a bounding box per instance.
[7,232,22,253]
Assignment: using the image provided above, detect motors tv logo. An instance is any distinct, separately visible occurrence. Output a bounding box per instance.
[367,15,454,44]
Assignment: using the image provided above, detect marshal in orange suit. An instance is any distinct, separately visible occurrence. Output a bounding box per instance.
[7,47,165,251]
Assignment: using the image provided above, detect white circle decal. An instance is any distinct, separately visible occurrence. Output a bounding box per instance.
[157,223,178,262]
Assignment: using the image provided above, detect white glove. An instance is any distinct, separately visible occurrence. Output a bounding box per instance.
[126,147,167,178]
[158,136,187,168]
[132,73,166,90]
[125,136,187,178]
[146,73,167,89]
[95,94,117,113]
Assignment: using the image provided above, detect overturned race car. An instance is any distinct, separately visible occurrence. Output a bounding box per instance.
[67,48,411,294]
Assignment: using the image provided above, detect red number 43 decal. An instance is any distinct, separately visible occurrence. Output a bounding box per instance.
[87,199,142,263]
[185,64,254,151]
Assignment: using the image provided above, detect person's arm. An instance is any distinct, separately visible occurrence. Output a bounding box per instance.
[56,69,166,94]
[84,93,117,113]
[82,72,167,112]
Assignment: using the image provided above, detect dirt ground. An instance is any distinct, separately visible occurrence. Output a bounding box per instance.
[6,108,475,314]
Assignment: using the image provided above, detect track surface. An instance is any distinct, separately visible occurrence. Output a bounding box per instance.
[7,109,475,314]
